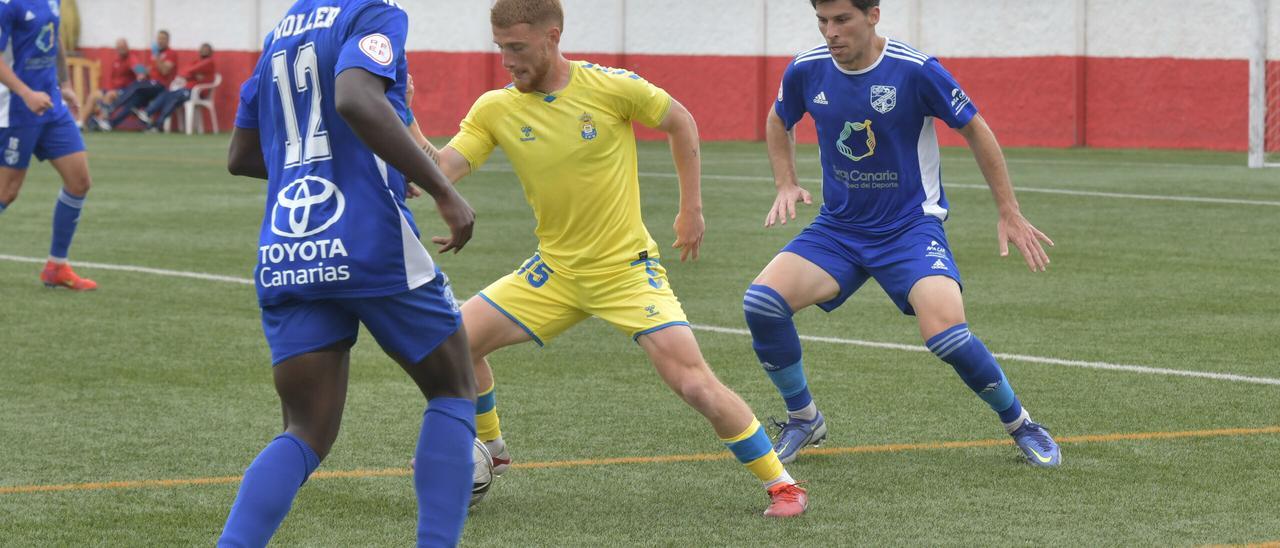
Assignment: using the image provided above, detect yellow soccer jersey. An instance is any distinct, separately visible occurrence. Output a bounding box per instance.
[447,61,673,273]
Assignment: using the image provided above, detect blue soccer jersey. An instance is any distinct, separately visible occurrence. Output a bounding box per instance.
[775,39,978,234]
[237,0,433,307]
[0,0,67,128]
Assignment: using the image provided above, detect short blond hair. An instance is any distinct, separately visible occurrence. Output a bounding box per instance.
[490,0,564,30]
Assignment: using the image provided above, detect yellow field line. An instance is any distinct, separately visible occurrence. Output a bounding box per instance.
[3,425,1278,495]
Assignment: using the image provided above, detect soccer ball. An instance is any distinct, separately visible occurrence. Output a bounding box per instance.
[471,438,494,508]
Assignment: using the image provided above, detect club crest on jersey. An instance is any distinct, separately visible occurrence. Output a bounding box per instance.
[519,125,536,142]
[871,85,896,114]
[579,112,597,141]
[837,119,876,162]
[271,176,346,239]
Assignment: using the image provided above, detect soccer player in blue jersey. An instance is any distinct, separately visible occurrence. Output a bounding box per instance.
[0,0,98,290]
[748,0,1061,467]
[219,1,480,546]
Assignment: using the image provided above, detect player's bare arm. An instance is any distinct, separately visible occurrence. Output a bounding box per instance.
[334,68,474,253]
[956,114,1054,272]
[0,59,52,115]
[656,98,704,261]
[55,47,79,113]
[764,107,812,227]
[227,127,268,180]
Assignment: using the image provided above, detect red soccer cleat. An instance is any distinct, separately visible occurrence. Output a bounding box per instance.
[40,261,98,291]
[764,482,808,518]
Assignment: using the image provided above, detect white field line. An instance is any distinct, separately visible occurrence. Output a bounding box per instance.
[477,165,1280,207]
[3,254,1278,387]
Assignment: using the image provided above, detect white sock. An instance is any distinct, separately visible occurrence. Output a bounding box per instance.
[1003,408,1031,434]
[765,469,796,489]
[484,436,506,454]
[788,402,818,421]
[47,256,68,265]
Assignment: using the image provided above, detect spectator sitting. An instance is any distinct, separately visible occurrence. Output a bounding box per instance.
[107,29,176,128]
[80,38,140,131]
[144,43,216,132]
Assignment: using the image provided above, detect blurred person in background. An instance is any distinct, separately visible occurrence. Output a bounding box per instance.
[143,42,215,132]
[79,38,138,131]
[107,29,175,128]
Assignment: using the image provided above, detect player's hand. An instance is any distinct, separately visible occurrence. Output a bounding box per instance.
[430,190,475,254]
[21,90,53,116]
[998,212,1054,272]
[672,209,704,261]
[765,184,812,227]
[405,181,424,199]
[405,74,416,106]
[60,85,80,114]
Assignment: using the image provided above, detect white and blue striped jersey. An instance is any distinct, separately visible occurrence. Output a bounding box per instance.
[775,39,978,234]
[0,0,66,128]
[236,0,432,306]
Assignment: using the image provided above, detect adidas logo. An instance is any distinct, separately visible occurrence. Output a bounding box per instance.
[812,91,829,105]
[931,259,948,270]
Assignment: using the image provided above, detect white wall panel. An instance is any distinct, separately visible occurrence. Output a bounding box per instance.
[624,0,765,55]
[79,0,150,49]
[917,0,1077,57]
[76,0,1280,60]
[155,0,257,50]
[1088,0,1260,59]
[559,0,624,54]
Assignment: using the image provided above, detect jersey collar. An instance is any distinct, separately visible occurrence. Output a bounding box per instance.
[831,38,887,76]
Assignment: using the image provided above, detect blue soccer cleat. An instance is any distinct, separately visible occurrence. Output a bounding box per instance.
[770,412,827,464]
[1011,420,1061,467]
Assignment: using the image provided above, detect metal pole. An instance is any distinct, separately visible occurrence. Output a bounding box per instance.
[1248,0,1267,168]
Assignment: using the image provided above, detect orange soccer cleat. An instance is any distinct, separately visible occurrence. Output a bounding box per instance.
[40,261,98,291]
[763,482,808,518]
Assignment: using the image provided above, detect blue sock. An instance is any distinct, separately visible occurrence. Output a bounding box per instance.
[218,432,320,548]
[416,397,476,548]
[927,323,1024,424]
[49,190,86,259]
[0,200,7,214]
[744,284,813,413]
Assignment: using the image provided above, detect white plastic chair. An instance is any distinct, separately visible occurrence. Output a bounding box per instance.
[183,73,222,135]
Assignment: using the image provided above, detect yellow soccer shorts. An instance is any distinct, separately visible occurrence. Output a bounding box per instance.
[475,252,689,345]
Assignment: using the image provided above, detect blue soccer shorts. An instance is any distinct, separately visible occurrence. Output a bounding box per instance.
[261,271,462,366]
[780,216,963,316]
[0,110,86,170]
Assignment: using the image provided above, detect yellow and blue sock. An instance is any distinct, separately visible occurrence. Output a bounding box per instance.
[927,323,1025,429]
[217,432,320,547]
[721,418,793,488]
[50,190,85,260]
[744,284,816,420]
[474,384,502,444]
[415,397,476,547]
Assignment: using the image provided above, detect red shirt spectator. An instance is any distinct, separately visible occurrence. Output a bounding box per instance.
[108,50,138,90]
[148,47,177,87]
[147,30,177,87]
[180,45,216,89]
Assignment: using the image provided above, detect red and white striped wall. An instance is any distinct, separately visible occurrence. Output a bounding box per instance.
[76,0,1280,151]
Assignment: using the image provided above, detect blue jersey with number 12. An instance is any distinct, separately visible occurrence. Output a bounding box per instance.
[237,0,429,307]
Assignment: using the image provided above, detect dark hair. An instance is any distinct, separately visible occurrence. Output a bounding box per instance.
[810,0,879,12]
[157,29,170,38]
[491,0,564,30]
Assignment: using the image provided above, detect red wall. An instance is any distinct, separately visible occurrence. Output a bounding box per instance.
[79,47,1279,152]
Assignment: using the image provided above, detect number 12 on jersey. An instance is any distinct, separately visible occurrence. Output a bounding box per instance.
[271,42,332,167]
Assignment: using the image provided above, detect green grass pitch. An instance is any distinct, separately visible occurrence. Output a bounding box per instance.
[1,133,1278,545]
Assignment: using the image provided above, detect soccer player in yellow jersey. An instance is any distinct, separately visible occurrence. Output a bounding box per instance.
[414,0,807,517]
